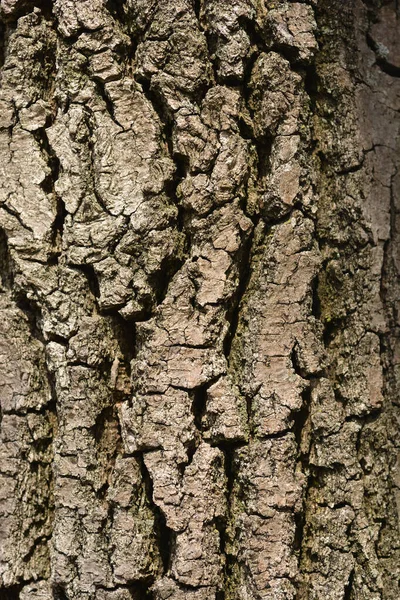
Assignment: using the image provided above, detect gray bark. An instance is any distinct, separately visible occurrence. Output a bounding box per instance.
[0,0,399,599]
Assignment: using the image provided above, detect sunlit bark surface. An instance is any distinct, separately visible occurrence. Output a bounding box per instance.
[0,1,399,598]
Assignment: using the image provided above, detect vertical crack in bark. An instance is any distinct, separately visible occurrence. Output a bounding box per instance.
[32,123,65,263]
[93,405,122,500]
[343,568,355,600]
[223,221,258,363]
[0,227,13,289]
[94,79,125,130]
[139,454,174,576]
[70,263,101,300]
[33,127,60,196]
[191,383,208,433]
[0,21,5,70]
[53,584,69,600]
[214,440,245,600]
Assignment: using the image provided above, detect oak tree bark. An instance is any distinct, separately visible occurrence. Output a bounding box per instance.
[0,1,399,599]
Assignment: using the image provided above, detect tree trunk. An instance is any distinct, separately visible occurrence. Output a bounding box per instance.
[0,1,399,598]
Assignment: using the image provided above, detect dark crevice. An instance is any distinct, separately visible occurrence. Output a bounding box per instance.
[270,42,308,67]
[366,32,400,77]
[133,81,190,305]
[164,152,189,209]
[237,112,254,141]
[96,582,154,600]
[69,263,100,299]
[193,0,202,25]
[191,385,208,431]
[335,160,366,176]
[189,375,223,431]
[32,127,60,195]
[311,274,321,320]
[93,404,122,500]
[94,79,124,129]
[105,0,127,24]
[237,15,266,55]
[245,393,254,435]
[223,222,257,361]
[20,533,52,567]
[180,377,226,471]
[32,125,65,261]
[139,455,174,574]
[147,155,189,309]
[0,584,23,599]
[292,383,312,468]
[343,568,355,600]
[179,437,198,476]
[0,21,5,70]
[111,314,136,367]
[14,291,45,344]
[262,428,292,441]
[49,197,66,263]
[67,359,99,369]
[107,217,130,255]
[46,333,68,347]
[290,344,306,380]
[0,227,13,289]
[241,51,260,112]
[217,442,239,600]
[254,135,273,183]
[294,510,306,555]
[322,315,344,348]
[148,250,186,308]
[128,581,155,600]
[135,77,174,154]
[52,584,68,600]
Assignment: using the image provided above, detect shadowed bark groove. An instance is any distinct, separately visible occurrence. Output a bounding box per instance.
[0,1,399,599]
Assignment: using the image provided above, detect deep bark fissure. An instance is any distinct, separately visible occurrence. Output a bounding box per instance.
[105,0,127,26]
[343,568,355,600]
[139,455,174,576]
[366,32,400,78]
[0,21,5,70]
[50,197,67,263]
[223,222,258,362]
[0,584,24,599]
[69,263,100,300]
[0,227,13,289]
[33,126,60,194]
[52,584,69,600]
[95,79,125,129]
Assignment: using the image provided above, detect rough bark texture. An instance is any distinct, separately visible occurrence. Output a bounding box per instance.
[0,0,399,599]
